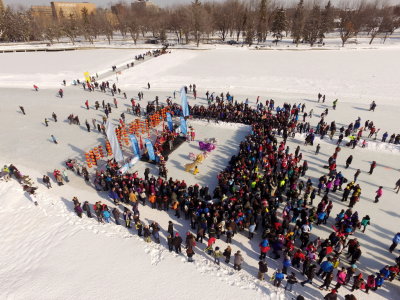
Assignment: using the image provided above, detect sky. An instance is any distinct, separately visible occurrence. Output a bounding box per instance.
[4,0,400,9]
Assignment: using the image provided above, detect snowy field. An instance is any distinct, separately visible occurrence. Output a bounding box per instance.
[0,46,400,300]
[0,49,150,88]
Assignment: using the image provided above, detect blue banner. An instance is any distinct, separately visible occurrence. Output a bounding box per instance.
[166,112,173,131]
[144,138,156,161]
[180,86,190,117]
[180,117,187,135]
[129,134,141,157]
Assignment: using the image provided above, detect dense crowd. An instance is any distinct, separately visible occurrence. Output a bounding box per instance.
[53,94,400,300]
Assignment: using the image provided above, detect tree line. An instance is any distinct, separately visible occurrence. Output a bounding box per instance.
[0,0,399,47]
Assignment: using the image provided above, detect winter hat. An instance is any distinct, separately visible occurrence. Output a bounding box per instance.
[351,264,357,269]
[215,247,220,250]
[331,289,337,294]
[175,233,179,236]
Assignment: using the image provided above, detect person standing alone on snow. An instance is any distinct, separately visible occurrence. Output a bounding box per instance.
[374,186,383,203]
[19,106,25,115]
[345,155,353,169]
[394,178,400,194]
[389,233,400,253]
[315,144,321,155]
[369,161,377,175]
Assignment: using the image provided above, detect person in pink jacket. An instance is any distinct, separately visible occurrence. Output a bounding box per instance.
[374,186,383,203]
[325,180,333,194]
[334,267,347,290]
[365,274,376,294]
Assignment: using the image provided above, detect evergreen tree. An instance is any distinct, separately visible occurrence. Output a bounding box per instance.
[271,8,287,43]
[256,0,267,43]
[291,0,305,46]
[303,4,321,46]
[319,0,334,43]
[245,13,256,46]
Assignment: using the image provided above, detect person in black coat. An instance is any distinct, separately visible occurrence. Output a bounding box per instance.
[168,221,174,237]
[144,168,150,181]
[350,246,362,265]
[345,155,353,169]
[173,233,183,253]
[324,289,338,300]
[285,272,298,291]
[82,201,92,218]
[258,260,268,280]
[167,234,173,252]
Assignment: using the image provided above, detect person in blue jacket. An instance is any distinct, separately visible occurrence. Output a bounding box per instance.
[317,257,334,278]
[273,269,285,287]
[103,209,111,223]
[259,239,270,259]
[374,274,384,290]
[389,232,400,253]
[379,266,390,280]
[108,188,119,204]
[317,211,327,225]
[282,255,292,274]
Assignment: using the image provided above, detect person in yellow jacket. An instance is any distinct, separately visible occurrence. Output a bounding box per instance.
[2,165,10,182]
[193,166,199,175]
[129,191,137,204]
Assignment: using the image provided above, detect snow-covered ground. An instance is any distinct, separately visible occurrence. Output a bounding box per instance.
[0,49,151,88]
[0,45,400,299]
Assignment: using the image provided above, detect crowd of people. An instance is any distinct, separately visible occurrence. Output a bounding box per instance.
[13,61,400,299]
[54,91,400,300]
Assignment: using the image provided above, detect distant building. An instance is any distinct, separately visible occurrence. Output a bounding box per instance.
[31,6,54,20]
[131,0,159,10]
[111,3,128,15]
[51,1,96,19]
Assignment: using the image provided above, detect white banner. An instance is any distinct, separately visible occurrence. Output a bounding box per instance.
[106,120,124,163]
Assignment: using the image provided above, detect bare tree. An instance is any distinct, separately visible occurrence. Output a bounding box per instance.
[338,9,358,47]
[96,9,114,45]
[232,1,248,42]
[380,7,400,43]
[213,2,232,41]
[191,0,209,47]
[60,13,80,45]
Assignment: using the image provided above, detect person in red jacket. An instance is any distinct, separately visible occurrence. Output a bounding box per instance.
[205,236,216,254]
[389,265,400,281]
[85,100,89,110]
[292,249,305,269]
[365,274,376,294]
